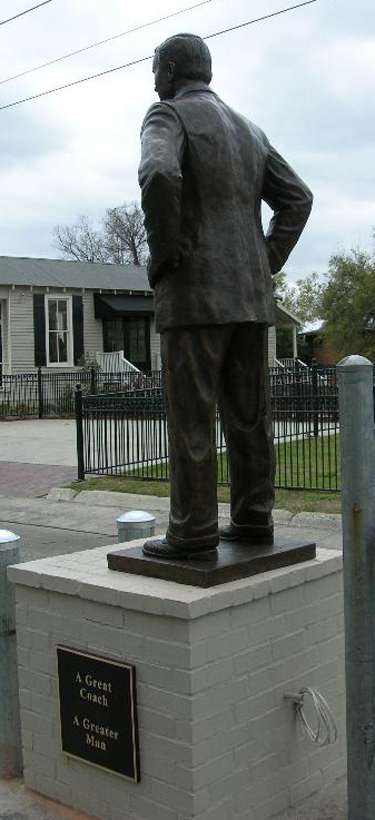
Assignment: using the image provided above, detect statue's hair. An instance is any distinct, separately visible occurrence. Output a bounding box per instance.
[154,33,212,84]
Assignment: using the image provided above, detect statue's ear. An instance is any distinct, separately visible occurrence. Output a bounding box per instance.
[167,60,176,82]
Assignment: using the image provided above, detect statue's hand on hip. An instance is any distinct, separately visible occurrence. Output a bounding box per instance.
[147,251,183,289]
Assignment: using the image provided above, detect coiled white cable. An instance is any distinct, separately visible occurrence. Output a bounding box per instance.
[284,687,338,747]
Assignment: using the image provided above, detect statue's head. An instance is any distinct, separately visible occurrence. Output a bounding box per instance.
[153,33,212,100]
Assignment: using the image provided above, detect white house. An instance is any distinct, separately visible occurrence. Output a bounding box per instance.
[0,256,300,375]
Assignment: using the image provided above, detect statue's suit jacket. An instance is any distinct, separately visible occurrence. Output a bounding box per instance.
[139,82,313,333]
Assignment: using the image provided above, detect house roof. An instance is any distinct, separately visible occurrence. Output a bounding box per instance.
[274,300,301,327]
[0,255,151,292]
[301,321,324,336]
[0,257,302,328]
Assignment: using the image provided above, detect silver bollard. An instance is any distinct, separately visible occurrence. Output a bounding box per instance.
[0,529,22,778]
[337,355,375,820]
[116,510,156,543]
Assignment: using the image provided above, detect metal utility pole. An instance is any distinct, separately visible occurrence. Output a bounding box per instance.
[337,355,375,820]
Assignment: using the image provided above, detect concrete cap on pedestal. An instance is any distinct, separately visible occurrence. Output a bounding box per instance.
[0,529,20,544]
[116,510,156,524]
[337,355,373,368]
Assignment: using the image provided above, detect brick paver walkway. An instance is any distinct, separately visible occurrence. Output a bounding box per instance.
[0,462,77,497]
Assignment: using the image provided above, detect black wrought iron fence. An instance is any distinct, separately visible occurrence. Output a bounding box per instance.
[76,364,341,491]
[273,395,340,491]
[270,365,340,490]
[0,362,345,490]
[0,369,163,419]
[76,389,167,481]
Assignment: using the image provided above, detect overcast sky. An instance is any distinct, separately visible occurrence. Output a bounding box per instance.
[0,0,373,282]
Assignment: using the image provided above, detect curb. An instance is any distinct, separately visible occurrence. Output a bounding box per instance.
[46,487,342,531]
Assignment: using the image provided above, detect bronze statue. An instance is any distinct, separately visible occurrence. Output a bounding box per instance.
[138,33,313,558]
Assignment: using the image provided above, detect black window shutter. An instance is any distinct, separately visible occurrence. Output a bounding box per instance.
[33,293,46,367]
[73,295,84,365]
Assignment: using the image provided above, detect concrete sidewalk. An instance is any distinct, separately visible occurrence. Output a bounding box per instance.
[0,489,343,553]
[0,418,78,497]
[0,419,77,466]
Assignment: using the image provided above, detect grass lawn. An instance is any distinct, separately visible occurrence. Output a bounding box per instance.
[70,433,341,515]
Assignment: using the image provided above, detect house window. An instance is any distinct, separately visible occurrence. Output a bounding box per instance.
[129,319,148,366]
[104,318,123,353]
[103,317,150,371]
[46,297,73,366]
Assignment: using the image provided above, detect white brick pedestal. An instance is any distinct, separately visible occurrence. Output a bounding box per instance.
[8,545,346,820]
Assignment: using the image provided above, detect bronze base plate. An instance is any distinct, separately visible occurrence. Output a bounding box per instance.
[107,535,316,588]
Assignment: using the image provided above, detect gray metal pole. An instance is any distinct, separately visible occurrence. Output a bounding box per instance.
[337,355,375,820]
[0,532,22,778]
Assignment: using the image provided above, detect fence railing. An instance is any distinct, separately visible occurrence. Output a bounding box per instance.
[76,365,342,491]
[276,358,308,369]
[95,351,140,374]
[0,365,338,421]
[0,369,163,419]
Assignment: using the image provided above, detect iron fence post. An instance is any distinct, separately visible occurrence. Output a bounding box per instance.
[312,360,319,438]
[37,367,43,419]
[90,366,97,395]
[75,383,85,481]
[337,354,375,820]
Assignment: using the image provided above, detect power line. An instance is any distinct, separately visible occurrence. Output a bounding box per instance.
[0,0,331,112]
[0,0,56,27]
[0,54,153,112]
[205,0,321,40]
[0,0,226,86]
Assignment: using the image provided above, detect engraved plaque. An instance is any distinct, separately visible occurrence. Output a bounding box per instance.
[56,646,140,781]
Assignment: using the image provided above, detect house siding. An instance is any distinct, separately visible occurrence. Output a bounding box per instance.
[9,287,95,374]
[267,326,277,367]
[82,292,103,359]
[150,317,161,370]
[5,283,281,373]
[7,287,156,374]
[0,291,10,372]
[9,289,35,373]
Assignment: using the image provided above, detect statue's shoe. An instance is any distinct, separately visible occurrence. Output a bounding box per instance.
[142,537,218,559]
[219,522,274,546]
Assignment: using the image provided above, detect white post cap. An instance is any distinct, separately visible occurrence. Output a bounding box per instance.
[0,529,20,544]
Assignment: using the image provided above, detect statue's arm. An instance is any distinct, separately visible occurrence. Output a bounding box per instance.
[138,103,185,287]
[262,143,313,275]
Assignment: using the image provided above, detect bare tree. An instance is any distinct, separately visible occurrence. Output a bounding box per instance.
[103,203,147,266]
[53,202,147,266]
[53,215,108,263]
